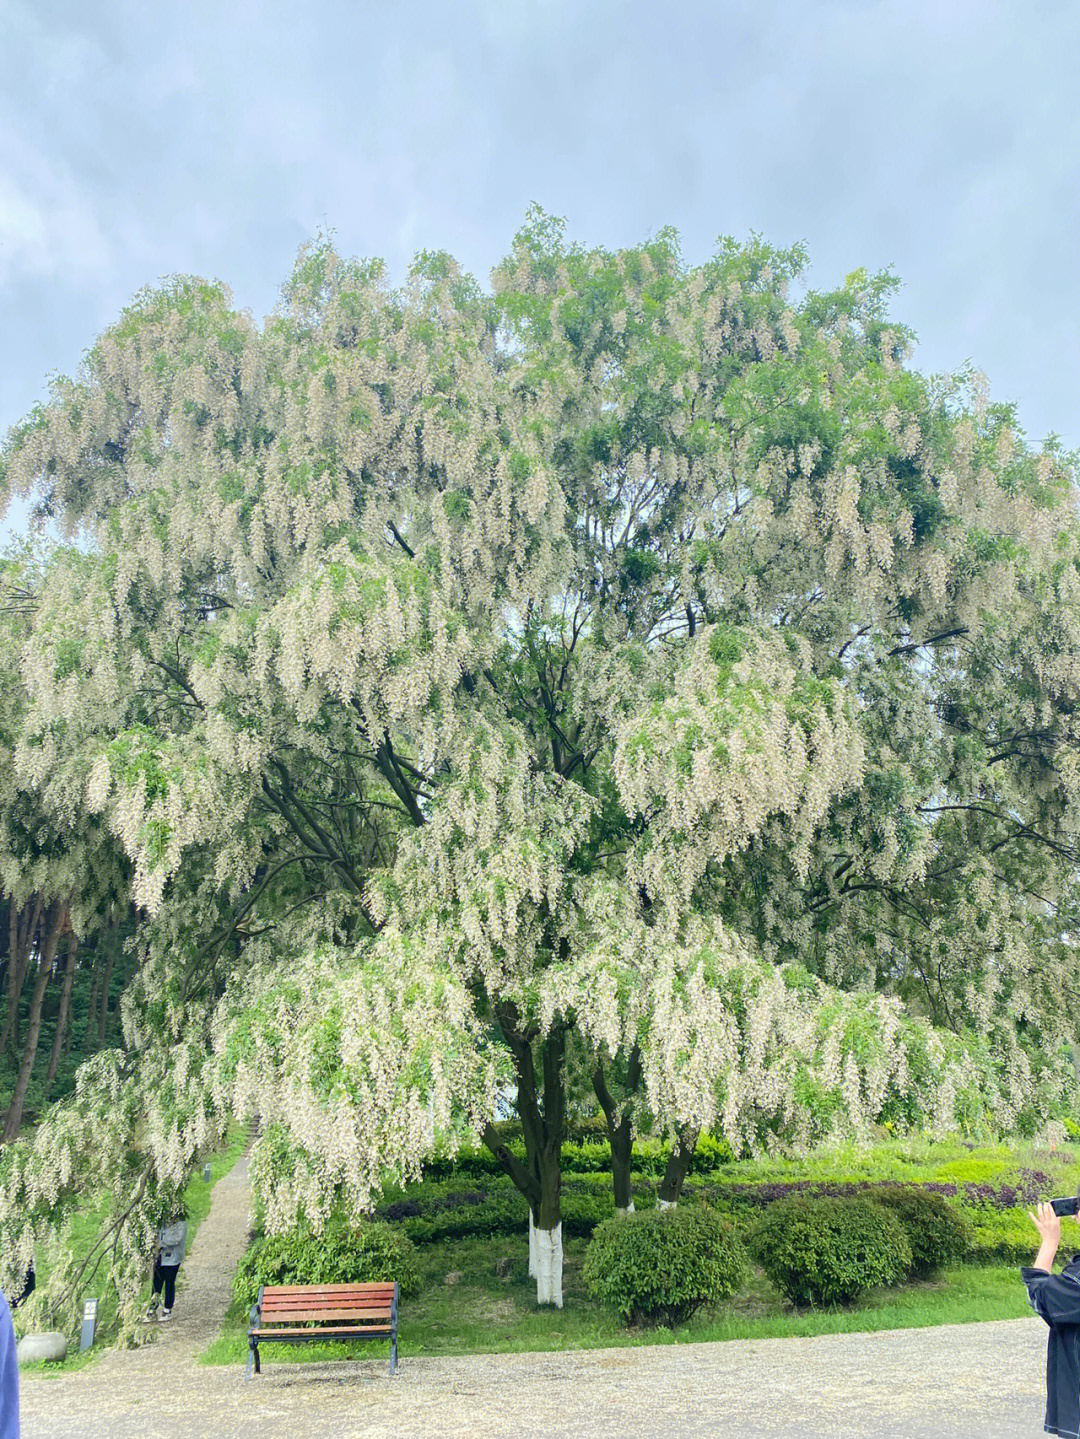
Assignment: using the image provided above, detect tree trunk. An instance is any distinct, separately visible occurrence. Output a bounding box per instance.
[593,1049,642,1216]
[96,927,117,1047]
[83,959,101,1055]
[44,934,78,1097]
[62,993,75,1060]
[482,1008,566,1306]
[657,1126,699,1208]
[2,897,40,1056]
[3,901,66,1142]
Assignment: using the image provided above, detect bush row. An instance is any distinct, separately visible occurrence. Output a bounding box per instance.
[580,1186,972,1321]
[232,1183,1015,1334]
[693,1171,1053,1214]
[376,1165,1040,1247]
[746,1188,972,1305]
[397,1191,617,1244]
[420,1131,734,1182]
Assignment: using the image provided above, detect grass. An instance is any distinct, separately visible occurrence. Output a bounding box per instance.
[19,1122,249,1375]
[199,1227,1035,1369]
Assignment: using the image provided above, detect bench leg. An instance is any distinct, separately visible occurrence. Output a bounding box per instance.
[246,1339,260,1377]
[389,1333,397,1377]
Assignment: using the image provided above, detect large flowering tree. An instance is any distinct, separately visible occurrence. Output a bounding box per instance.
[2,212,1079,1313]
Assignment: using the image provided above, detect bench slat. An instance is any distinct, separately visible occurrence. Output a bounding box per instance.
[261,1294,393,1306]
[257,1312,394,1318]
[252,1326,393,1338]
[259,1308,391,1318]
[261,1294,394,1306]
[263,1289,394,1300]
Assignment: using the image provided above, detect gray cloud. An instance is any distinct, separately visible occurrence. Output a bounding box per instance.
[2,0,1077,548]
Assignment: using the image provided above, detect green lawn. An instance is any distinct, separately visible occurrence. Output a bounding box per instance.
[200,1227,1034,1369]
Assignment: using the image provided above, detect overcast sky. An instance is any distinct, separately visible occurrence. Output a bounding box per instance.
[2,0,1077,541]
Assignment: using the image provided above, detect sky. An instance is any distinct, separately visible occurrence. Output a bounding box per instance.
[1,0,1077,542]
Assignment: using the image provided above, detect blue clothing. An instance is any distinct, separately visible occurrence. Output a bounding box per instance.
[1022,1257,1080,1437]
[0,1291,18,1439]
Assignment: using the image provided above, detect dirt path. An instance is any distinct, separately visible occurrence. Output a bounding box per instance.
[20,1155,1052,1439]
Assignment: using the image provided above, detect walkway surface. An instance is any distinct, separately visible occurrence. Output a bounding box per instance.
[21,1152,1052,1439]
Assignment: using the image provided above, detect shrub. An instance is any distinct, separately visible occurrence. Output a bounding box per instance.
[691,1133,735,1171]
[966,1208,1040,1266]
[234,1218,420,1308]
[402,1190,527,1244]
[750,1197,911,1307]
[395,1188,615,1244]
[582,1206,746,1326]
[869,1185,971,1276]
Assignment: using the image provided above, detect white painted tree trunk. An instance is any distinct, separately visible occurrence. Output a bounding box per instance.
[657,1197,676,1210]
[534,1223,563,1306]
[528,1211,538,1277]
[615,1201,636,1217]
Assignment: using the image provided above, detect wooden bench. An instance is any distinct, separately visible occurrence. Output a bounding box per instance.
[246,1281,400,1377]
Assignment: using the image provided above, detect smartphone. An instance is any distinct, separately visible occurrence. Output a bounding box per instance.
[1051,1196,1080,1217]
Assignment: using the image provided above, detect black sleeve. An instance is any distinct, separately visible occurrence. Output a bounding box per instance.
[1022,1266,1080,1326]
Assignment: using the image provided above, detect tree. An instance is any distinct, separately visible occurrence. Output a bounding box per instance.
[0,552,129,1148]
[2,214,1079,1315]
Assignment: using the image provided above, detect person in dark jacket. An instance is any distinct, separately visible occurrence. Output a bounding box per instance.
[10,1264,33,1312]
[0,1289,18,1439]
[1023,1199,1080,1437]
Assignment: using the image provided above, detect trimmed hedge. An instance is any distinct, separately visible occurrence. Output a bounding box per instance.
[396,1191,615,1243]
[421,1131,734,1183]
[967,1208,1042,1266]
[695,1172,1055,1215]
[869,1185,972,1276]
[234,1218,420,1308]
[583,1206,746,1326]
[751,1197,912,1306]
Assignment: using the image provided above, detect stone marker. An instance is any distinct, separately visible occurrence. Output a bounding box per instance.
[79,1297,99,1353]
[17,1331,68,1365]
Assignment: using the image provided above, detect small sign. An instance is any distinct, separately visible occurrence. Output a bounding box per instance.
[79,1297,99,1353]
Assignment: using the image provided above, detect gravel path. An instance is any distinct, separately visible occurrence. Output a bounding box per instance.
[21,1154,1053,1439]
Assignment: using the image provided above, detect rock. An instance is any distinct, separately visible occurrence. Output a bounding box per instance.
[495,1256,513,1278]
[17,1331,68,1365]
[444,1270,463,1286]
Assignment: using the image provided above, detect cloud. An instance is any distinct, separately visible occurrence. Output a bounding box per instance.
[0,135,113,285]
[0,0,1077,453]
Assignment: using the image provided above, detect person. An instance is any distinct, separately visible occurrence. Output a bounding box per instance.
[144,1209,187,1323]
[10,1265,33,1313]
[0,1288,18,1439]
[1023,1200,1080,1437]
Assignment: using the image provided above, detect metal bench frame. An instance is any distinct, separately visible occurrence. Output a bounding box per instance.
[246,1281,400,1377]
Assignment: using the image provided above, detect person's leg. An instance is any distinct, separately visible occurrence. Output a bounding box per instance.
[161,1265,178,1313]
[144,1259,164,1321]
